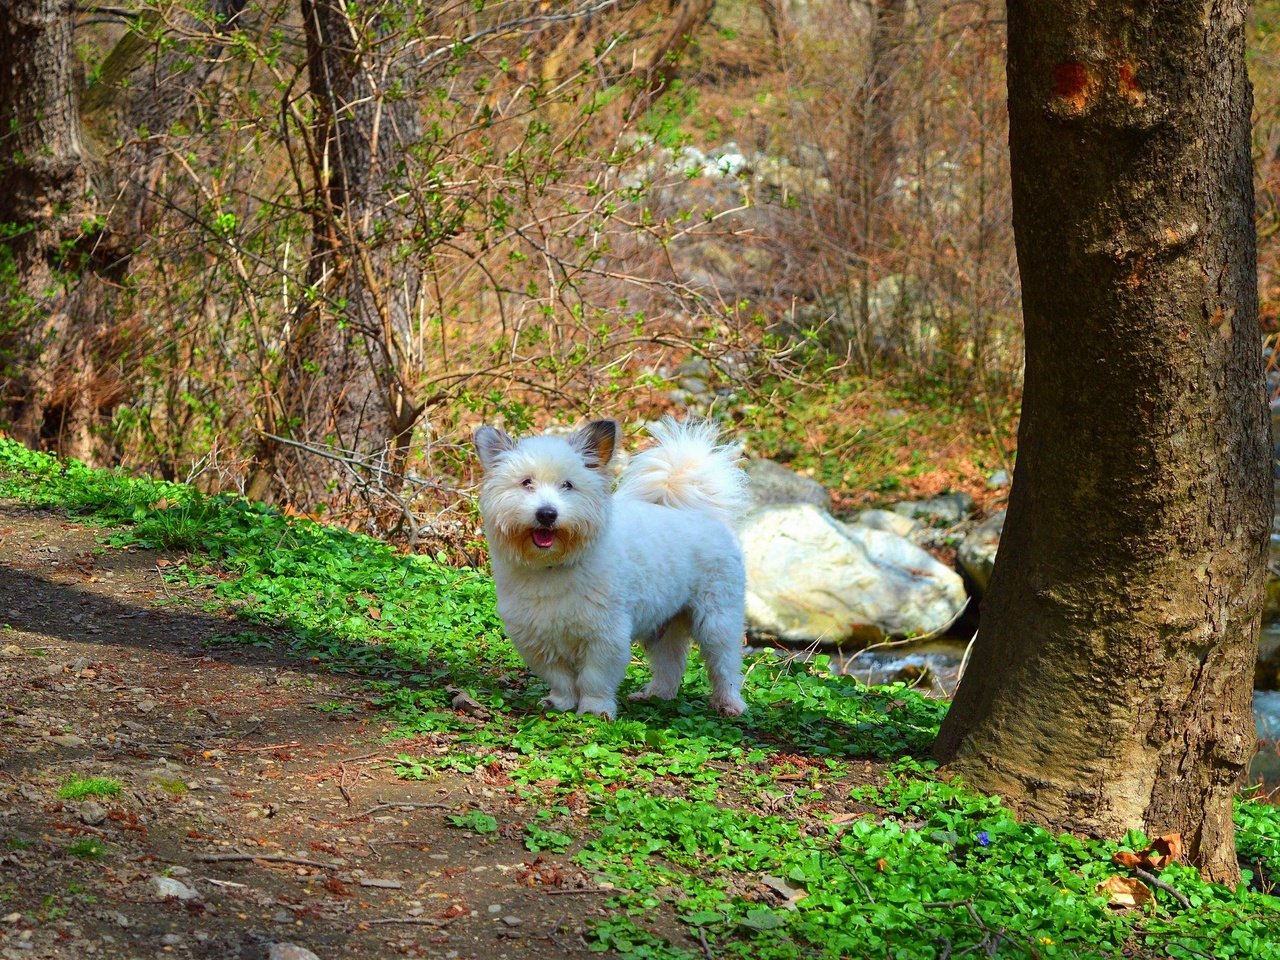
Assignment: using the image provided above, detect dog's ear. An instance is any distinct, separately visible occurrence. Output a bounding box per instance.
[474,426,516,472]
[573,420,619,469]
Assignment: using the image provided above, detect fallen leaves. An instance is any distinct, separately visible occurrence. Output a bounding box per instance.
[1098,874,1154,910]
[1102,833,1186,910]
[1113,833,1182,871]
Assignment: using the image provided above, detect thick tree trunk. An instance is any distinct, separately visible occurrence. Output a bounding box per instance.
[266,0,424,508]
[933,1,1269,885]
[0,0,93,444]
[2,2,240,461]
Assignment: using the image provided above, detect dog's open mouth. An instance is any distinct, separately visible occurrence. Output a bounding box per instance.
[531,529,556,549]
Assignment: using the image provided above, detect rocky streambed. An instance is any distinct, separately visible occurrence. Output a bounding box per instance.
[737,456,1280,792]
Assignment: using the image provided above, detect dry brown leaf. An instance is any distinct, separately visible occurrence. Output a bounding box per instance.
[1112,851,1142,868]
[1099,875,1154,909]
[1148,833,1183,869]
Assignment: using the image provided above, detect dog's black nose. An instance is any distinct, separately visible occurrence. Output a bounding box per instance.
[535,506,558,527]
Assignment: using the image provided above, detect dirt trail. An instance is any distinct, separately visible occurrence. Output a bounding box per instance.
[0,502,610,960]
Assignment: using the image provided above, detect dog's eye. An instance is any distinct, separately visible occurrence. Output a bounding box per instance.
[520,477,534,489]
[561,480,574,491]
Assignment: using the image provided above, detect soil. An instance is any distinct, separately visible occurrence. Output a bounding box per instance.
[0,501,617,960]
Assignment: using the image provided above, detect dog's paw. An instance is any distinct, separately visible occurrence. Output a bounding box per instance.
[575,695,617,720]
[710,693,747,717]
[541,692,578,712]
[627,685,677,703]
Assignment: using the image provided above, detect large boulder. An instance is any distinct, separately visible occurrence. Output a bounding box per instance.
[743,458,831,512]
[957,510,1006,595]
[892,492,975,526]
[855,508,920,539]
[740,503,968,645]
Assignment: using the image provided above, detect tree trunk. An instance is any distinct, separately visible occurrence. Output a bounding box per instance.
[628,0,715,115]
[933,0,1269,886]
[266,0,424,508]
[855,0,907,366]
[0,0,93,444]
[2,2,241,461]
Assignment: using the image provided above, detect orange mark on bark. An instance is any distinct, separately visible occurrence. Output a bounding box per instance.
[1117,60,1145,106]
[1211,305,1235,339]
[1124,253,1151,291]
[1052,62,1100,114]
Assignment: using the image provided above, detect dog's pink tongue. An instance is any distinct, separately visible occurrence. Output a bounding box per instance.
[532,529,555,549]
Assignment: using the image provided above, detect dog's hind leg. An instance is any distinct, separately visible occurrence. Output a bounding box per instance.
[691,602,747,717]
[629,613,693,703]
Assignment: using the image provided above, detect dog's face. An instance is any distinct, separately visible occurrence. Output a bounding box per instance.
[474,421,619,567]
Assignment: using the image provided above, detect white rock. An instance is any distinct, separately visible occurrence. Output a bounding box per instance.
[957,510,1005,595]
[743,459,831,512]
[855,509,919,538]
[151,877,201,902]
[268,944,322,960]
[741,504,967,644]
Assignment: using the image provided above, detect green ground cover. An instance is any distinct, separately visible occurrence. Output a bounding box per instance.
[1,437,1277,959]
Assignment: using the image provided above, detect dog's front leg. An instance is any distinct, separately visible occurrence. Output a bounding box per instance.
[574,632,631,720]
[535,661,580,713]
[516,642,579,712]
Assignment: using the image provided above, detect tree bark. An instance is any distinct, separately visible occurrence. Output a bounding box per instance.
[0,0,93,444]
[628,0,715,115]
[2,1,242,461]
[854,0,907,364]
[933,0,1269,886]
[265,0,424,508]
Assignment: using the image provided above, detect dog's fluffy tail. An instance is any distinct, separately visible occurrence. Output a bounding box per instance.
[615,417,749,525]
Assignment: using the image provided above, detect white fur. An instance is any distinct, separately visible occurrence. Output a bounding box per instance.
[475,417,749,719]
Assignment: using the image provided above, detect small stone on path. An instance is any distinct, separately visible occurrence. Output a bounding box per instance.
[268,944,322,960]
[78,800,107,826]
[151,877,201,902]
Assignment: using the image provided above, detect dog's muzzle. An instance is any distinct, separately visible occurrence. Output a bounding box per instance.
[532,506,558,549]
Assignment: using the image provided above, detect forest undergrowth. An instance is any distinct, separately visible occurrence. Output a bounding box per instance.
[1,438,1278,959]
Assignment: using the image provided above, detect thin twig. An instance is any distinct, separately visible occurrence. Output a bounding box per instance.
[1134,866,1192,909]
[228,741,301,753]
[543,886,615,895]
[364,915,458,927]
[696,924,714,960]
[195,851,341,870]
[344,800,452,821]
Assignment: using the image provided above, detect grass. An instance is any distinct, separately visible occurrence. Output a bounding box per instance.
[736,371,1019,504]
[56,776,123,801]
[65,838,109,860]
[1,437,1278,959]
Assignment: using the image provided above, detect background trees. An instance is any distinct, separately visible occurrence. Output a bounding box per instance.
[0,0,1026,522]
[933,0,1270,884]
[0,0,93,447]
[0,1,1276,546]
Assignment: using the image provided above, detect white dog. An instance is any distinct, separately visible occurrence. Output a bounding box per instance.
[474,417,749,719]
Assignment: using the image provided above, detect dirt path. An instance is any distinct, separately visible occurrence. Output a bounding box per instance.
[0,502,611,960]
